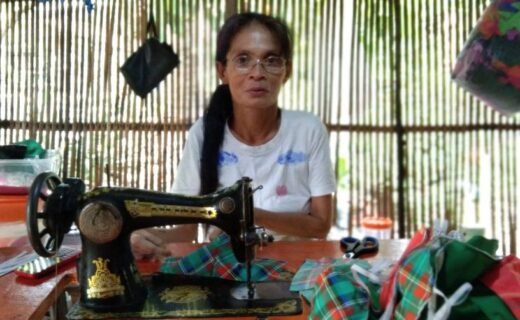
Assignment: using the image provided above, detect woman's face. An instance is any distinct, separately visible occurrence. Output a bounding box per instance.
[217,23,289,112]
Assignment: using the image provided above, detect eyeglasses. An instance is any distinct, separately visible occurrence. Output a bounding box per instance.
[229,55,286,75]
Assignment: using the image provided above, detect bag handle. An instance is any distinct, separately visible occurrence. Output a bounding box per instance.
[146,0,158,38]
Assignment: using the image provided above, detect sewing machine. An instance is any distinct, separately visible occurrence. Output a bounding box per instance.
[24,172,297,314]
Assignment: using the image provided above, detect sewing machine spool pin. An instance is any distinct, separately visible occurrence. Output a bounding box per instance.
[251,185,263,194]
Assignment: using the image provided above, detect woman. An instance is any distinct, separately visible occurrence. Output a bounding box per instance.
[132,12,336,259]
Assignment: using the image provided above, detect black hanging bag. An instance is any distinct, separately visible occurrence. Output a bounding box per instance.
[120,15,179,98]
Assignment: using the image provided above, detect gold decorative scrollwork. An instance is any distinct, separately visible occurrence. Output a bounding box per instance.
[124,200,217,219]
[82,187,110,199]
[86,257,125,299]
[159,286,210,304]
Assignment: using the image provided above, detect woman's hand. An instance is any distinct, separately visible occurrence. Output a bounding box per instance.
[130,229,170,261]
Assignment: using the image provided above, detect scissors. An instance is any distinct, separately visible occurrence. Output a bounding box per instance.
[340,236,379,258]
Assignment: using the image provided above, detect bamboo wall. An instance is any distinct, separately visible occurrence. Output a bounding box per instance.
[0,0,518,253]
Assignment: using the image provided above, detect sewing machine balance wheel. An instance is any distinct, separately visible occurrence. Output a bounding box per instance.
[26,172,83,257]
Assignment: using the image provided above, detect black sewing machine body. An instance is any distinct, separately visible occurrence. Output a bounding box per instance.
[25,172,275,312]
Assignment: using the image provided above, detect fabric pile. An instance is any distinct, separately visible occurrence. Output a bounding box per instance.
[452,0,520,114]
[159,233,289,282]
[297,228,519,319]
[157,232,519,318]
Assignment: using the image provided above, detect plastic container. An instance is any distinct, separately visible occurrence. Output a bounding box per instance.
[361,217,393,239]
[0,150,60,193]
[0,195,28,222]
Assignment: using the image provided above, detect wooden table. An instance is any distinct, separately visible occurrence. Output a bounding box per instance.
[0,239,408,320]
[0,246,75,320]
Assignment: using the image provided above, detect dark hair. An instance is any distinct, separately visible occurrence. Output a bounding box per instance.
[216,12,293,66]
[200,13,292,194]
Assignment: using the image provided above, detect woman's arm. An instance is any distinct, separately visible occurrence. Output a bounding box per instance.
[254,194,333,238]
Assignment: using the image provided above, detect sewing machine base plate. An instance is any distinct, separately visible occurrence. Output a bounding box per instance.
[66,273,302,319]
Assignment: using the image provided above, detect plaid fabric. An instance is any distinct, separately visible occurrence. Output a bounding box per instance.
[290,258,343,302]
[309,260,379,320]
[159,234,288,282]
[290,258,339,292]
[380,228,431,309]
[394,247,434,320]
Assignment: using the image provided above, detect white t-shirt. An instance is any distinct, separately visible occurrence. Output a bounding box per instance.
[172,109,336,236]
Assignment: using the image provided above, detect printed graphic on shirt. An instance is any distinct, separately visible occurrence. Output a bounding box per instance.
[277,150,308,165]
[276,184,288,196]
[218,151,238,167]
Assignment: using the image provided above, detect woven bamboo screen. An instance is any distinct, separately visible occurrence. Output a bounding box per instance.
[0,0,518,253]
[338,0,518,254]
[1,0,224,191]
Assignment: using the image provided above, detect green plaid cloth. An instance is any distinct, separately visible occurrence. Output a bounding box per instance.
[309,259,380,320]
[394,247,434,320]
[159,234,288,281]
[291,258,336,290]
[290,258,339,299]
